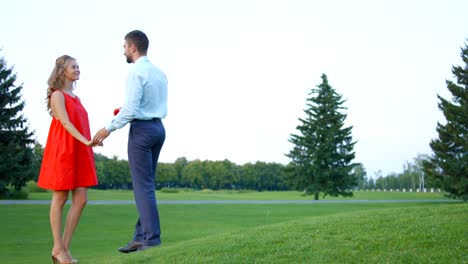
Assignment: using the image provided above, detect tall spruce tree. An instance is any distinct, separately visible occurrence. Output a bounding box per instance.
[0,53,35,197]
[287,74,357,200]
[423,42,467,201]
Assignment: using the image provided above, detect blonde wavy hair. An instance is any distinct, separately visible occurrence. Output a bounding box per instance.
[46,55,76,113]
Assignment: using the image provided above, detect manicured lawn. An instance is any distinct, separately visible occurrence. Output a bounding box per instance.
[113,204,466,264]
[0,201,464,264]
[27,189,451,201]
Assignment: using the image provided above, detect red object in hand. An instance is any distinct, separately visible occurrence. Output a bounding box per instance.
[113,108,121,116]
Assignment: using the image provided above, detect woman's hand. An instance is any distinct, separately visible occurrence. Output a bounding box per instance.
[87,140,103,147]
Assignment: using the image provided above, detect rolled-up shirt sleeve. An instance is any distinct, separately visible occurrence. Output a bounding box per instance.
[105,69,144,132]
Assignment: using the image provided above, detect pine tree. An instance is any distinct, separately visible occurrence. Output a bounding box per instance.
[287,74,357,200]
[31,142,45,181]
[0,53,35,197]
[423,42,468,201]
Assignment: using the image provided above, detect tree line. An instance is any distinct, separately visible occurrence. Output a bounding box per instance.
[356,154,440,191]
[31,145,290,191]
[29,142,439,193]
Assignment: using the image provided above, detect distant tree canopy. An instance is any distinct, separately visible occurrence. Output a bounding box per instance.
[287,74,357,200]
[158,159,288,191]
[423,42,468,201]
[94,153,131,189]
[29,145,442,193]
[30,142,291,191]
[97,157,290,191]
[362,154,439,191]
[0,53,35,197]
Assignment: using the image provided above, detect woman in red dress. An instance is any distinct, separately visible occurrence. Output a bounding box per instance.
[38,55,99,264]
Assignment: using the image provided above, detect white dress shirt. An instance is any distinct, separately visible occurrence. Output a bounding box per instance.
[106,56,168,132]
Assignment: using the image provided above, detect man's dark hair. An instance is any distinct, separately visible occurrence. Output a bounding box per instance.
[125,30,149,54]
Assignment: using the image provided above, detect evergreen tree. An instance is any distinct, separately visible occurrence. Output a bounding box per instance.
[353,163,367,190]
[0,53,35,197]
[31,142,44,181]
[287,74,357,200]
[423,42,468,201]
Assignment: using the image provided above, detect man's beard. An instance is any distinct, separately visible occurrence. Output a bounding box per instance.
[125,54,133,64]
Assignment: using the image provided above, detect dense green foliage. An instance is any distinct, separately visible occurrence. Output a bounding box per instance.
[0,54,35,197]
[154,158,288,191]
[423,42,468,200]
[29,142,444,193]
[85,152,289,191]
[287,74,357,199]
[173,159,288,191]
[94,153,132,189]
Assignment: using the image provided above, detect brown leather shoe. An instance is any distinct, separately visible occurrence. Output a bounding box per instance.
[117,241,144,253]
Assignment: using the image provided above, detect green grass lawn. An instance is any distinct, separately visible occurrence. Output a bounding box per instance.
[121,203,466,264]
[26,188,451,201]
[0,201,465,264]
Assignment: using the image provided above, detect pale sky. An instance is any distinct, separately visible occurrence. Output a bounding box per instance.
[1,0,467,176]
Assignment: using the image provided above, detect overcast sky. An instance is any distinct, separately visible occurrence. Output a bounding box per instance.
[1,0,467,176]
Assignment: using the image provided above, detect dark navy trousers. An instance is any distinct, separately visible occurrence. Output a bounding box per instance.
[128,118,165,246]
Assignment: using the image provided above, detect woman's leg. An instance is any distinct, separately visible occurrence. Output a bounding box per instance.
[62,187,88,258]
[50,190,70,258]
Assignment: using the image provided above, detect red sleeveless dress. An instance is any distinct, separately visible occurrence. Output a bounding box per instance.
[38,91,98,190]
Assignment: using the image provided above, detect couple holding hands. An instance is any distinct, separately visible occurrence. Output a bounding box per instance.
[37,30,167,263]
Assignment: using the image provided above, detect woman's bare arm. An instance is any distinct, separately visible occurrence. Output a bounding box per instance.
[50,91,92,146]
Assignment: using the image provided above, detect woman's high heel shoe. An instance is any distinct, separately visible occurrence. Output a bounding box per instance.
[51,253,74,264]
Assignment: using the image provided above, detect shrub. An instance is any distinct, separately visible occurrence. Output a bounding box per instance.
[26,181,47,193]
[9,189,29,199]
[1,185,30,199]
[160,187,180,193]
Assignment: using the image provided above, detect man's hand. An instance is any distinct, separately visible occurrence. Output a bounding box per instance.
[88,140,103,147]
[93,128,110,146]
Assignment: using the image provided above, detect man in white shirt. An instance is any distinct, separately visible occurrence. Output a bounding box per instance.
[93,30,167,253]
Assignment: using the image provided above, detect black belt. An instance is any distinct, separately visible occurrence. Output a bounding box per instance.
[132,118,161,122]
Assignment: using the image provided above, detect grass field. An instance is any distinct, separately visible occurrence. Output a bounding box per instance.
[26,188,451,201]
[1,191,465,263]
